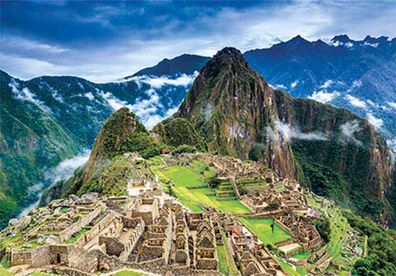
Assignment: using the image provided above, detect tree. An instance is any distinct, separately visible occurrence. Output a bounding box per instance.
[313,217,331,243]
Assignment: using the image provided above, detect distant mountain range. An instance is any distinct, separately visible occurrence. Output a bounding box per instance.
[1,34,395,228]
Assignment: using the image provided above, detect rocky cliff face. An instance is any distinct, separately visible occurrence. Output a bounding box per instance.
[177,47,394,223]
[177,47,297,179]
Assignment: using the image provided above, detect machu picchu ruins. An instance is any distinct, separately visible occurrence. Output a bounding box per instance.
[0,151,356,276]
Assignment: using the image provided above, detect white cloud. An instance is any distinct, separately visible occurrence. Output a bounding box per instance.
[345,95,367,108]
[44,149,90,184]
[2,1,396,82]
[308,90,340,103]
[340,120,362,146]
[84,92,95,101]
[290,80,299,89]
[274,84,287,90]
[8,80,52,113]
[100,87,177,129]
[388,102,396,110]
[367,113,383,129]
[330,41,353,48]
[364,42,379,48]
[128,72,198,89]
[19,150,90,218]
[47,86,64,103]
[386,138,396,164]
[143,106,179,130]
[1,36,68,54]
[319,80,333,89]
[100,91,134,111]
[267,121,328,142]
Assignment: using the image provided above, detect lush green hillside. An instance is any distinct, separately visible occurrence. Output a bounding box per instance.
[50,108,163,198]
[0,72,79,228]
[152,117,206,150]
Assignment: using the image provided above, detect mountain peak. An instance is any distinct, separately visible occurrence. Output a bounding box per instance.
[331,34,352,43]
[81,108,147,183]
[210,47,246,65]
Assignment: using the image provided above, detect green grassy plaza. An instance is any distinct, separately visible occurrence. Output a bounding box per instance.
[155,163,251,214]
[239,217,292,245]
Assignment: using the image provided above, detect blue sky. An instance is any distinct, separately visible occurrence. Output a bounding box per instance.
[1,0,396,82]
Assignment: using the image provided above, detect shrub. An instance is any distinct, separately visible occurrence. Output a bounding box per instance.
[172,144,197,155]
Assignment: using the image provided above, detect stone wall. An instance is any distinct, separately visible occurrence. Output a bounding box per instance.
[31,246,50,267]
[196,258,218,270]
[59,208,101,242]
[10,251,32,266]
[99,236,125,257]
[74,212,121,249]
[119,217,145,261]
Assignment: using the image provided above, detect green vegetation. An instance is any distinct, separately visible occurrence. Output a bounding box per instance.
[110,270,143,276]
[221,232,238,275]
[276,257,307,276]
[77,155,137,196]
[306,194,352,269]
[153,117,206,150]
[157,164,251,214]
[29,272,58,276]
[66,228,88,244]
[292,251,311,261]
[239,217,292,245]
[172,144,197,155]
[312,217,330,243]
[0,266,13,276]
[342,210,396,276]
[217,244,228,274]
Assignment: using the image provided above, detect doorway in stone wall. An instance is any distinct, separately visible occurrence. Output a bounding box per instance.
[56,253,61,264]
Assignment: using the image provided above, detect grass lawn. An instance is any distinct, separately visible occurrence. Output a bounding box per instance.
[110,270,143,276]
[0,266,13,276]
[276,257,307,276]
[29,272,58,276]
[217,244,228,275]
[162,166,251,214]
[292,251,311,261]
[221,232,239,275]
[239,217,292,245]
[163,166,205,188]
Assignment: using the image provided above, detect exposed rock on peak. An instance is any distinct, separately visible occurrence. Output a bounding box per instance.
[331,34,353,43]
[177,47,296,179]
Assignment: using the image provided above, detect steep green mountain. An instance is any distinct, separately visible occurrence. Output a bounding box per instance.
[0,71,79,228]
[176,47,395,224]
[49,108,160,198]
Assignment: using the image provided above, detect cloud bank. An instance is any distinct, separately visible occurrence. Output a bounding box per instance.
[309,90,340,103]
[340,120,362,146]
[267,121,328,142]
